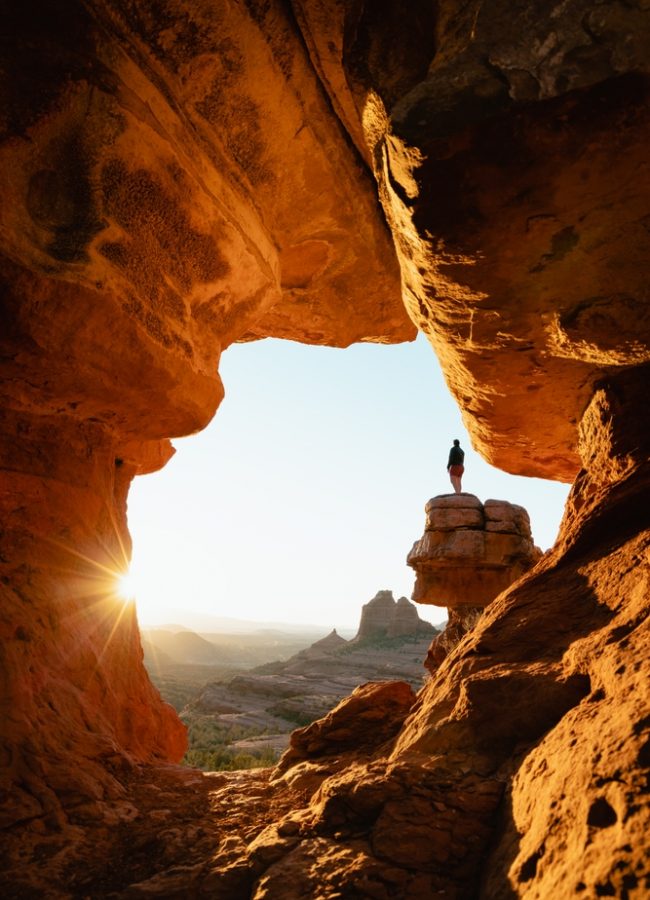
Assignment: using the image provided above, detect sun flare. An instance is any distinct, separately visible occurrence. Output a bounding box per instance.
[116,571,138,601]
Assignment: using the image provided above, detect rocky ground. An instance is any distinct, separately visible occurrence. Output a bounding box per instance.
[0,763,304,899]
[0,681,418,900]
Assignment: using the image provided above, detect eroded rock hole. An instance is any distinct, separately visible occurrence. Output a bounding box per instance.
[587,797,618,829]
[519,844,545,882]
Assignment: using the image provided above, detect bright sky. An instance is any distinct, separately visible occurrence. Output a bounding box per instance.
[127,334,571,631]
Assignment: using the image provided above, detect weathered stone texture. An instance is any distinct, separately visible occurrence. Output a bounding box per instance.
[277,680,416,774]
[0,0,414,835]
[408,494,542,607]
[295,0,650,479]
[424,606,484,674]
[1,1,650,897]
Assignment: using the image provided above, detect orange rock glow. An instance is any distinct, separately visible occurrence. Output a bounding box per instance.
[1,1,649,897]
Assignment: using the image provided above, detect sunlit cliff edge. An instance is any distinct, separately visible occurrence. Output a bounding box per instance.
[2,1,650,897]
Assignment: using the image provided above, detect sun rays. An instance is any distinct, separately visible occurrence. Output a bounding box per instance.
[36,499,145,676]
[116,570,138,601]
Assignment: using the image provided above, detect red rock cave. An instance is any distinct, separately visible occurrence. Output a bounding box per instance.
[2,1,649,897]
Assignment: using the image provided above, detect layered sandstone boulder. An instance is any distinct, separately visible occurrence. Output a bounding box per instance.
[408,494,542,607]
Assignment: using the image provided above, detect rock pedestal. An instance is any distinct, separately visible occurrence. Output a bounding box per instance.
[408,494,542,671]
[407,494,542,608]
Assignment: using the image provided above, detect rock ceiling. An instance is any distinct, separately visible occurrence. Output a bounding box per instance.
[2,1,649,475]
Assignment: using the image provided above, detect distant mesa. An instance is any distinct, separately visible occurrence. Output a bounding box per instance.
[289,592,435,665]
[353,589,435,642]
[294,628,349,661]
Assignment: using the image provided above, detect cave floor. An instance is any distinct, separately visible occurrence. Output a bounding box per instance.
[2,764,305,899]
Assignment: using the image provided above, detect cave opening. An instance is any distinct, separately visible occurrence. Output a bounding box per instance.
[124,332,571,776]
[126,334,570,632]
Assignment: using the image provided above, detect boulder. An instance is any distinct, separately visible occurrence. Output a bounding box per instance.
[408,494,542,607]
[277,681,416,772]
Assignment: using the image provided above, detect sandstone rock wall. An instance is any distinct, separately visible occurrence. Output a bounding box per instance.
[0,413,186,829]
[2,1,650,896]
[0,0,414,829]
[293,0,650,479]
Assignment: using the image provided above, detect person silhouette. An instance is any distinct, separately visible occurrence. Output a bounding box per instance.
[447,439,465,494]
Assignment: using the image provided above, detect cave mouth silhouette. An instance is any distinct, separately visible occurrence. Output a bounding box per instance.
[125,335,570,635]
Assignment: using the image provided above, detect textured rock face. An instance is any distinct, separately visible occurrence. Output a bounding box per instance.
[408,494,542,607]
[354,589,435,641]
[277,680,416,775]
[0,0,414,831]
[424,607,484,674]
[0,412,187,831]
[295,0,650,479]
[2,1,650,897]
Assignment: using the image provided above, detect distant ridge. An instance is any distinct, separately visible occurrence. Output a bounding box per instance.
[137,608,357,636]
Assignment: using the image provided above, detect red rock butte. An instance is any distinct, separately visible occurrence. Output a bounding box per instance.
[1,2,650,897]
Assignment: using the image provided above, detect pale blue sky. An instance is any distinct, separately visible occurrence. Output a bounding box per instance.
[127,334,570,630]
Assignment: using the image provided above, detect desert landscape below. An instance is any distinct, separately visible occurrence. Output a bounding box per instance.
[143,589,441,770]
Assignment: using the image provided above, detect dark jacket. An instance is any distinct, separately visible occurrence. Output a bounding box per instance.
[447,445,465,468]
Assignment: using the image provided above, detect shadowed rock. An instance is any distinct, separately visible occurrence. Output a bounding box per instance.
[2,1,650,897]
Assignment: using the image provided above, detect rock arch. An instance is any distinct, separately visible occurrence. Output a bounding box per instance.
[2,2,650,896]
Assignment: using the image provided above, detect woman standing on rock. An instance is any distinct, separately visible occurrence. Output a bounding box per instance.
[447,439,465,494]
